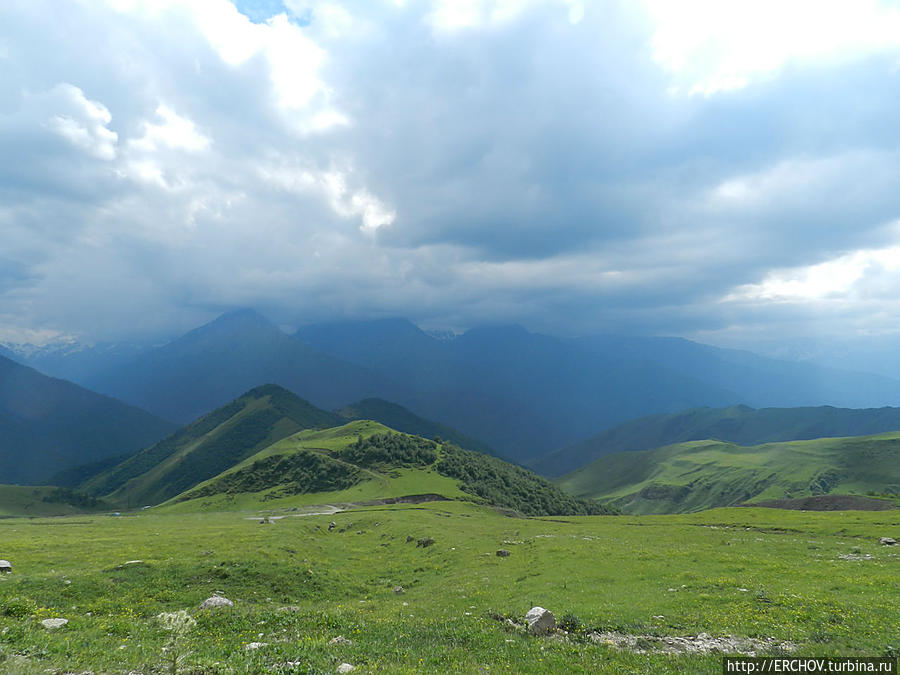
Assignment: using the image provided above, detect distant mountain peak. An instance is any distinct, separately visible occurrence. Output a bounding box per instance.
[243,383,294,399]
[211,307,273,327]
[178,308,283,344]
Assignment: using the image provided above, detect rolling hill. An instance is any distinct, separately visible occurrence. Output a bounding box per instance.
[0,355,176,485]
[83,384,343,507]
[531,404,900,477]
[558,432,900,514]
[168,421,615,517]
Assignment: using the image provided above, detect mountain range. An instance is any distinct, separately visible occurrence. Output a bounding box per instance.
[8,309,900,464]
[76,310,410,424]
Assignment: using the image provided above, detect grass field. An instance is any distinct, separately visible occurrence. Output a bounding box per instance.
[0,502,898,673]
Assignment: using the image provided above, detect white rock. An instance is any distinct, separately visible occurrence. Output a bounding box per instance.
[245,642,267,650]
[199,595,234,609]
[525,607,556,636]
[0,560,11,573]
[329,635,353,646]
[879,537,897,546]
[41,618,68,630]
[337,663,356,673]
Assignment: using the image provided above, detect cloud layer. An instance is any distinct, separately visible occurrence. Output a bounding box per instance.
[3,0,900,345]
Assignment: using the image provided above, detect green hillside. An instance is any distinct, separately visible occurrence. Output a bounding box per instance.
[337,397,497,457]
[169,421,614,517]
[533,403,900,477]
[84,385,341,508]
[559,432,900,514]
[0,485,112,517]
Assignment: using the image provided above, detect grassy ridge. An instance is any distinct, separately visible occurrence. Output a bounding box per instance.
[0,504,897,673]
[337,397,497,457]
[559,432,900,514]
[533,404,900,477]
[84,385,341,508]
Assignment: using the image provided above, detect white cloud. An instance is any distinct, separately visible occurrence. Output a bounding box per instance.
[261,162,395,233]
[425,0,580,32]
[45,84,118,160]
[644,0,900,95]
[130,105,210,153]
[723,237,900,303]
[104,0,345,132]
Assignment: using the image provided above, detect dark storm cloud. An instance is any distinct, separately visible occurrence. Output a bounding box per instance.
[2,0,900,345]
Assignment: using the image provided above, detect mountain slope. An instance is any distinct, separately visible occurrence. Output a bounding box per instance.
[0,355,176,484]
[1,340,148,386]
[83,309,410,424]
[169,422,616,517]
[559,432,900,514]
[531,404,900,477]
[298,320,900,462]
[574,335,900,410]
[84,384,342,507]
[0,485,112,517]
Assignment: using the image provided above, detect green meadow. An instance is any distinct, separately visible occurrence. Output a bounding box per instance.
[0,502,897,674]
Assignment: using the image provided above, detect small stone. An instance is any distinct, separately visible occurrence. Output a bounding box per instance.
[329,522,337,531]
[879,537,897,546]
[0,560,11,574]
[393,586,405,594]
[41,618,68,630]
[406,535,414,543]
[525,607,556,636]
[199,595,234,609]
[329,635,353,646]
[496,549,511,557]
[337,663,356,673]
[245,642,267,650]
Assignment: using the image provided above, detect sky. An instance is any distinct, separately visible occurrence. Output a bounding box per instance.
[3,0,900,349]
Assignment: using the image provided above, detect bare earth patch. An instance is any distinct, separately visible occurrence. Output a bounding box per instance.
[587,631,796,655]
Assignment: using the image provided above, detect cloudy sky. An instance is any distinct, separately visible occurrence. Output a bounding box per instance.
[3,0,900,348]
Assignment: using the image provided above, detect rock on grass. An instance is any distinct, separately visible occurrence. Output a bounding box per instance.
[525,607,556,635]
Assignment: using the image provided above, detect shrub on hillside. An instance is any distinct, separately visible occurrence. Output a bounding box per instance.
[341,432,438,470]
[436,444,617,516]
